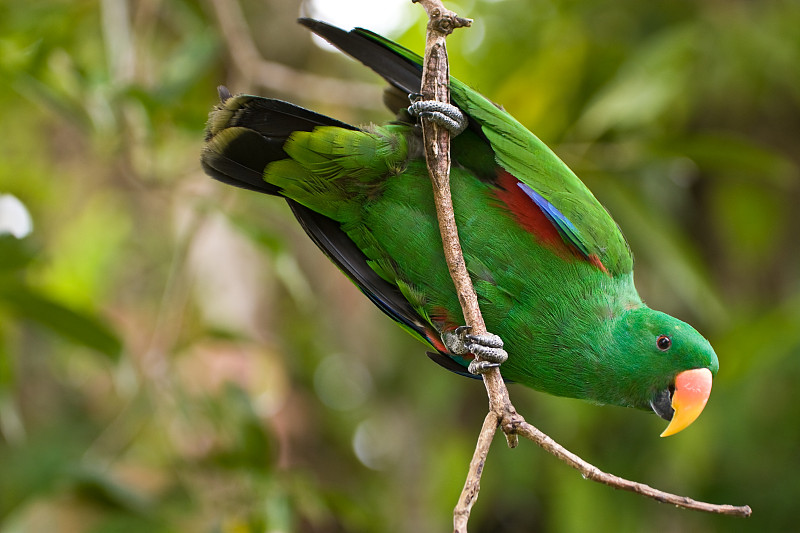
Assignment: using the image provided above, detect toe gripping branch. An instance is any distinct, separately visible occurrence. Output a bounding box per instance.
[443,326,509,375]
[408,94,469,136]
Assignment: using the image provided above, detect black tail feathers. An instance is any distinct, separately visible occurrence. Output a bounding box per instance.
[201,88,357,196]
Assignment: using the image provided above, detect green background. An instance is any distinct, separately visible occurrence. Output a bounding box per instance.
[1,0,798,531]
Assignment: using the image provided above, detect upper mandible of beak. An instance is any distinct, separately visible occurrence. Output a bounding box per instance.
[660,368,713,437]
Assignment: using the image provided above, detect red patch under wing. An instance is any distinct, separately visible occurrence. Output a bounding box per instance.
[494,170,574,257]
[588,253,610,275]
[424,329,449,353]
[424,306,458,354]
[493,170,610,275]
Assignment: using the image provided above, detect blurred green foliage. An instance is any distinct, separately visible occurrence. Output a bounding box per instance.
[1,0,798,531]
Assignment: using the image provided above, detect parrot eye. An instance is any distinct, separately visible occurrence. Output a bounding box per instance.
[656,335,672,351]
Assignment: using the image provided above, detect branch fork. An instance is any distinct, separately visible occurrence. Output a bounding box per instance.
[410,1,751,530]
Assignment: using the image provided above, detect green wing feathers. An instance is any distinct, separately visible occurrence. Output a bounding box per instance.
[448,83,633,275]
[352,24,633,275]
[265,125,409,215]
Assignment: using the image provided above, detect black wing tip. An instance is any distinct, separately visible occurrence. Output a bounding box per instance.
[297,18,354,41]
[297,18,343,35]
[297,17,320,29]
[297,17,381,42]
[426,352,480,380]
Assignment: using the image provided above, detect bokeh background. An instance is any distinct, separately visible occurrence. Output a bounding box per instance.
[1,0,799,531]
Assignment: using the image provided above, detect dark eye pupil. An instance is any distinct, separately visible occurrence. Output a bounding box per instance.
[657,335,672,351]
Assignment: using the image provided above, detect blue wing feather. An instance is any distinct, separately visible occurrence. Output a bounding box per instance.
[517,182,591,259]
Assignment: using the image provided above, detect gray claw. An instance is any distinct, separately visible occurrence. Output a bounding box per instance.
[454,325,471,337]
[465,332,504,350]
[408,100,468,135]
[441,327,508,376]
[466,332,506,359]
[468,359,500,375]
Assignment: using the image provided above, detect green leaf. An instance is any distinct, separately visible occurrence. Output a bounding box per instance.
[0,286,122,360]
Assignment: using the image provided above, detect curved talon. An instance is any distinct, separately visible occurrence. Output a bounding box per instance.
[468,359,500,375]
[454,325,472,336]
[408,100,468,135]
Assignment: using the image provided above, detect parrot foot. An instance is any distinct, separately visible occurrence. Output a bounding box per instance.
[442,326,508,375]
[408,95,468,136]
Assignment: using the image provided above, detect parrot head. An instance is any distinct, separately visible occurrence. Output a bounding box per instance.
[603,307,719,437]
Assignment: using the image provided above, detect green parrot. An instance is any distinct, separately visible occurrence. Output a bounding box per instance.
[201,19,718,437]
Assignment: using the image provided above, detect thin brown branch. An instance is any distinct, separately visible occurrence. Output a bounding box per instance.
[453,412,499,532]
[411,3,518,524]
[510,419,751,516]
[208,0,383,110]
[412,0,515,432]
[412,0,751,528]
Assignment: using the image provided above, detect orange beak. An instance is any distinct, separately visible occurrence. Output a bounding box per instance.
[660,368,713,437]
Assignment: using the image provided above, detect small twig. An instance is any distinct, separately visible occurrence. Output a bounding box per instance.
[208,0,383,110]
[453,412,498,531]
[411,0,751,529]
[510,420,751,516]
